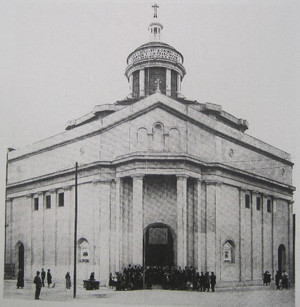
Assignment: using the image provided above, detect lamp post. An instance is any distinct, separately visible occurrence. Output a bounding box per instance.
[73,162,78,298]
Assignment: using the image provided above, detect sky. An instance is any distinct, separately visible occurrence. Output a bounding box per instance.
[0,0,299,302]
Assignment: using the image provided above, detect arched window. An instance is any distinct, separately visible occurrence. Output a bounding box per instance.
[223,240,235,263]
[137,128,148,151]
[78,238,89,262]
[152,123,164,151]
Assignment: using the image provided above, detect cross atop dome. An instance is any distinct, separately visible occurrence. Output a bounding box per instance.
[149,4,163,41]
[152,3,159,18]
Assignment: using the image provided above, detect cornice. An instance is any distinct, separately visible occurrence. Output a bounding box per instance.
[6,153,295,195]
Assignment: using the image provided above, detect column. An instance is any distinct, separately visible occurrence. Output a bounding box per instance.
[166,68,171,96]
[132,175,144,265]
[271,197,276,278]
[129,74,133,96]
[288,201,294,280]
[196,179,203,271]
[115,178,122,272]
[98,181,111,286]
[250,191,253,280]
[206,182,217,273]
[238,188,242,281]
[261,194,264,276]
[139,69,145,97]
[215,183,222,280]
[177,175,188,268]
[177,74,181,95]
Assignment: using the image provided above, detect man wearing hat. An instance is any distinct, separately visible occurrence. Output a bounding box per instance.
[34,271,42,299]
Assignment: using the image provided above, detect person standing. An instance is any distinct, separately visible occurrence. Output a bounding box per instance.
[199,272,205,292]
[90,272,95,281]
[210,272,216,292]
[41,268,46,287]
[204,272,210,292]
[263,271,268,285]
[281,271,289,289]
[33,271,42,300]
[275,271,281,290]
[266,271,271,285]
[65,272,71,289]
[47,269,52,288]
[17,268,24,289]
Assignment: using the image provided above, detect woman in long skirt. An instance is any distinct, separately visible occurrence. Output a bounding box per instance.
[65,272,71,289]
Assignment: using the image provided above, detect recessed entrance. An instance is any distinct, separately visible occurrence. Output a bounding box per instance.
[144,223,174,266]
[278,244,286,272]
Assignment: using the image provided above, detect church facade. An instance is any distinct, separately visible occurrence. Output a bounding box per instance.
[5,10,295,286]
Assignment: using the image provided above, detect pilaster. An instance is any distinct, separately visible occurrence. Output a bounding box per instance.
[205,181,220,275]
[166,68,171,96]
[288,201,294,280]
[261,194,264,276]
[272,197,277,277]
[132,175,144,265]
[177,74,181,95]
[196,179,203,271]
[139,69,145,97]
[129,74,133,96]
[115,178,122,271]
[97,181,111,286]
[177,175,188,268]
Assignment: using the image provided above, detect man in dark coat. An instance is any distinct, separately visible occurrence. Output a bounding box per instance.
[47,269,52,287]
[210,272,216,292]
[199,272,205,292]
[34,271,42,299]
[41,268,46,287]
[204,272,210,292]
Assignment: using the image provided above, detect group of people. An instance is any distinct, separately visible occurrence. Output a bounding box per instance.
[263,270,290,290]
[18,265,290,300]
[110,265,216,292]
[33,269,72,299]
[263,271,271,285]
[275,270,289,290]
[18,268,52,293]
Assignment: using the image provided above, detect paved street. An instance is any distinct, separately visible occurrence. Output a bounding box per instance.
[2,280,295,307]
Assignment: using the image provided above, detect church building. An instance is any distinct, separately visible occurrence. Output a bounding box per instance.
[5,6,295,286]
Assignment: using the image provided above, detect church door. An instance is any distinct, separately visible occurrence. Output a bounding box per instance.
[144,223,174,266]
[278,244,286,272]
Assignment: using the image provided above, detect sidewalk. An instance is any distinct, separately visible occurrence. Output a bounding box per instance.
[2,279,295,307]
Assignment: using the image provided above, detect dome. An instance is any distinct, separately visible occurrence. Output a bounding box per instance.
[125,6,186,99]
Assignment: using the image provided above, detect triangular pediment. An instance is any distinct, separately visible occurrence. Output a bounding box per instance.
[9,92,290,163]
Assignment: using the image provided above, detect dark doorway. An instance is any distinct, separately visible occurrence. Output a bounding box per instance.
[144,223,174,266]
[278,244,286,272]
[18,243,24,272]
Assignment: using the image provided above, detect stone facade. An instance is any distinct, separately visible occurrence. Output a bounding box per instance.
[5,93,294,286]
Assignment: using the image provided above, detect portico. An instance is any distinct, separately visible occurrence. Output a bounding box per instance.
[112,163,203,274]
